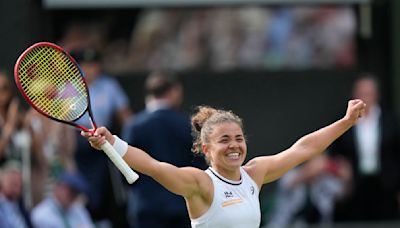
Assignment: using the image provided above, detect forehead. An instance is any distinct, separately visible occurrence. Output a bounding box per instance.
[1,170,21,182]
[354,79,377,91]
[210,122,243,138]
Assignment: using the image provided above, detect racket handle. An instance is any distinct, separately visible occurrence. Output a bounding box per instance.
[101,141,139,184]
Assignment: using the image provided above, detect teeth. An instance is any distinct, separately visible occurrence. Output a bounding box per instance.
[227,153,240,159]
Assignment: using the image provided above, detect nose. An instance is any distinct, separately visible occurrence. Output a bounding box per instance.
[228,141,239,149]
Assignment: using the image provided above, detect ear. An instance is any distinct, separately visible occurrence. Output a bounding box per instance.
[201,144,208,155]
[202,144,212,163]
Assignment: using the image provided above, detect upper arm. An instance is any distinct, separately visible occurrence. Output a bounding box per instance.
[151,163,209,198]
[245,145,313,185]
[123,146,210,198]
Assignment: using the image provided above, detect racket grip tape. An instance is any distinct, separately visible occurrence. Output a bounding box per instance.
[101,141,139,184]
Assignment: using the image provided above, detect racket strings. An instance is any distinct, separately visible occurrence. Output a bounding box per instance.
[17,46,88,121]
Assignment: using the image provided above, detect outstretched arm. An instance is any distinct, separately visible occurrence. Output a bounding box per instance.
[245,99,366,186]
[81,128,209,198]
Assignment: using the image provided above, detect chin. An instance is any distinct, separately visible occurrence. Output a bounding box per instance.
[226,160,244,169]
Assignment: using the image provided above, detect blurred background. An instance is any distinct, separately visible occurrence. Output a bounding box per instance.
[0,0,399,227]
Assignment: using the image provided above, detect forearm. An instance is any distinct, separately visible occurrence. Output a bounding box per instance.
[293,117,354,161]
[122,146,160,177]
[261,118,355,183]
[256,99,365,184]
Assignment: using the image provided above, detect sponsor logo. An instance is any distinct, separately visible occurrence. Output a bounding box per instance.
[224,191,233,198]
[222,198,243,207]
[250,186,255,195]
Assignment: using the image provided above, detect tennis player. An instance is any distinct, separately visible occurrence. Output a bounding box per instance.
[82,99,366,228]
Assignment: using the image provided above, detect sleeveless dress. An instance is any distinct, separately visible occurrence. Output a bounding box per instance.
[191,167,261,228]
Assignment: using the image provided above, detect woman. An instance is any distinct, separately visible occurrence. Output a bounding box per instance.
[25,108,77,205]
[0,70,22,164]
[82,99,366,228]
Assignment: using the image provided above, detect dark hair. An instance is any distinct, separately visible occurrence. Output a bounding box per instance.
[145,70,180,98]
[354,72,380,91]
[69,48,101,63]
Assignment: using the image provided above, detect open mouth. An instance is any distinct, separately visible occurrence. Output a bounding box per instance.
[227,152,240,160]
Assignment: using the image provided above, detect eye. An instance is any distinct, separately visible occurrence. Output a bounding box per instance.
[235,136,244,142]
[219,138,229,144]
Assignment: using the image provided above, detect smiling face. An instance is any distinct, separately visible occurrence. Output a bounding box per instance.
[202,122,247,178]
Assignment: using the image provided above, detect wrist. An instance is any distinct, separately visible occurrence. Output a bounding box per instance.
[112,135,128,157]
[341,117,356,128]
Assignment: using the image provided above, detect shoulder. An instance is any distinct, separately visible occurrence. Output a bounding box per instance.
[127,111,152,127]
[97,75,124,89]
[97,74,117,82]
[183,167,212,195]
[185,166,211,182]
[244,156,274,187]
[70,202,91,216]
[184,167,214,208]
[31,199,55,220]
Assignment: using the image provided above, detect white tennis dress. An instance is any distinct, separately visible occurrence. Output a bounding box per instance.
[191,167,261,228]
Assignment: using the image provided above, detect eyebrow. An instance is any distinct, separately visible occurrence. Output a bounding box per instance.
[218,134,243,139]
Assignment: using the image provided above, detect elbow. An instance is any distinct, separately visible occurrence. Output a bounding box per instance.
[293,138,323,161]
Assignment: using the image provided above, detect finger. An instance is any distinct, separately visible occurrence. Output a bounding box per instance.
[93,127,105,137]
[360,109,365,117]
[350,99,361,106]
[96,127,108,136]
[81,130,93,137]
[356,101,366,109]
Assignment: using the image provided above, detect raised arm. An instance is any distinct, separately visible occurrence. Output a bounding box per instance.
[81,128,209,198]
[245,99,366,186]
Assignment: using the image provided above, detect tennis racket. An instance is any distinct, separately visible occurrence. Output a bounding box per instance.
[14,42,139,184]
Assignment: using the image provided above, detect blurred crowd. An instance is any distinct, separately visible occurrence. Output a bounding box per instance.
[0,4,399,228]
[57,5,356,74]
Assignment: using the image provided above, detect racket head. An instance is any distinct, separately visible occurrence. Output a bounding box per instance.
[14,42,94,131]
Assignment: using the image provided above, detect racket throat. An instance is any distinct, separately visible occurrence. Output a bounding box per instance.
[89,117,97,133]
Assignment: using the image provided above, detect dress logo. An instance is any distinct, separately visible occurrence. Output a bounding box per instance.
[224,191,233,198]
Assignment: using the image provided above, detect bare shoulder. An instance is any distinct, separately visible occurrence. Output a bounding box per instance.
[244,155,275,187]
[181,167,212,190]
[183,167,214,218]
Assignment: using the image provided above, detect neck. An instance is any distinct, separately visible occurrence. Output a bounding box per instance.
[211,166,241,181]
[146,98,170,112]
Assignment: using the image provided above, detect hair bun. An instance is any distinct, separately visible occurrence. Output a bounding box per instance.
[191,106,217,132]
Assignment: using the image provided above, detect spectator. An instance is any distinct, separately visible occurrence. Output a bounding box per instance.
[0,70,23,165]
[0,70,35,210]
[31,171,94,228]
[0,160,32,228]
[330,73,400,221]
[70,47,133,227]
[25,108,77,206]
[104,6,356,74]
[122,70,206,228]
[267,155,351,228]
